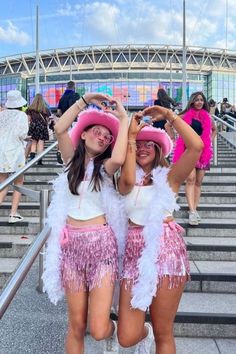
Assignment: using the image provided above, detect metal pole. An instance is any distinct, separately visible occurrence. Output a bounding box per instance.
[35,5,40,94]
[170,56,173,98]
[37,189,49,293]
[182,0,187,109]
[0,225,50,319]
[213,124,218,166]
[70,55,72,80]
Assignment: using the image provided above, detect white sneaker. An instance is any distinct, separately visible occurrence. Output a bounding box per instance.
[188,211,199,226]
[134,322,154,354]
[195,210,201,221]
[8,214,24,223]
[103,320,119,353]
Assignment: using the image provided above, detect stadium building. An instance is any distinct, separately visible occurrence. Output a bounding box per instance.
[1,44,236,109]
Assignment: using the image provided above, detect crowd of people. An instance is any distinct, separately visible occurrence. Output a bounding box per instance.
[0,84,228,353]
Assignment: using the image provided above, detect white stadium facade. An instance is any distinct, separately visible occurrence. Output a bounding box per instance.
[1,44,236,109]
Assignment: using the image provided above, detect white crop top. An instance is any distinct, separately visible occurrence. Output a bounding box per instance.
[125,185,174,226]
[67,180,104,220]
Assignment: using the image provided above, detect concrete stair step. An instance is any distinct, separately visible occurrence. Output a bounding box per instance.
[0,234,34,258]
[173,292,236,338]
[179,218,236,237]
[208,166,236,172]
[188,260,236,293]
[0,216,40,235]
[0,257,21,288]
[178,191,236,204]
[180,184,236,192]
[186,237,236,261]
[21,181,53,190]
[176,204,236,218]
[28,165,63,173]
[0,202,40,217]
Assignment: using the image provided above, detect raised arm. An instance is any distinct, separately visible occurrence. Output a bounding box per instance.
[142,106,203,193]
[54,93,114,164]
[118,113,145,195]
[103,98,129,176]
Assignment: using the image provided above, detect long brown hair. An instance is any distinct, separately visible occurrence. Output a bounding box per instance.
[28,93,49,114]
[153,145,169,168]
[181,91,209,115]
[66,125,112,195]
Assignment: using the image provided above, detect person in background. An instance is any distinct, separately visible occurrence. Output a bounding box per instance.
[220,97,233,115]
[26,94,51,165]
[117,107,203,354]
[208,99,219,117]
[0,90,28,223]
[57,81,80,164]
[173,92,216,226]
[153,88,177,130]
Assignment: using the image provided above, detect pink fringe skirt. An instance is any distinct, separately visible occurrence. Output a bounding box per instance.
[122,221,190,289]
[60,224,118,292]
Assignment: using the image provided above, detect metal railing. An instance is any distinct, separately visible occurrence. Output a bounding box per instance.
[0,141,58,319]
[212,115,236,166]
[0,141,57,191]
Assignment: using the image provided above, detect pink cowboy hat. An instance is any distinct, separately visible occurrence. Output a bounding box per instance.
[70,108,119,149]
[136,126,173,157]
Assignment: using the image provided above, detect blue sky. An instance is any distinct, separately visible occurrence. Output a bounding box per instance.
[0,0,235,58]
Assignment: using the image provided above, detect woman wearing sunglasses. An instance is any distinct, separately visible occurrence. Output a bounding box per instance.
[42,93,128,354]
[117,106,203,354]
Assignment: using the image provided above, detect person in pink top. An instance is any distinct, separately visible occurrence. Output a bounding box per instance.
[173,92,216,225]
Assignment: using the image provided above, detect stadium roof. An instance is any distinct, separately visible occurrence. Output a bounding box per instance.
[1,44,236,77]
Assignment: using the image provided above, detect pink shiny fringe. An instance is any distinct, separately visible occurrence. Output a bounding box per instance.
[60,224,118,292]
[122,221,190,290]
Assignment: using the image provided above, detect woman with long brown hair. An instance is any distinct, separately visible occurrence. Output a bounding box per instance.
[173,91,216,225]
[42,93,128,354]
[117,106,203,354]
[26,93,51,165]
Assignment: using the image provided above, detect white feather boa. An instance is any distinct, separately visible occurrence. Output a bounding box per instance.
[130,166,179,311]
[42,173,70,304]
[42,164,126,305]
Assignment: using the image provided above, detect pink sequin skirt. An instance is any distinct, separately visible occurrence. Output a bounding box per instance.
[122,221,190,289]
[60,224,118,292]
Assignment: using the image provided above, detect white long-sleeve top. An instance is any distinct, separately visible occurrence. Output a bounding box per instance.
[0,109,28,173]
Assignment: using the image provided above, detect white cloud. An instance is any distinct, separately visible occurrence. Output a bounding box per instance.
[55,0,236,50]
[0,21,31,45]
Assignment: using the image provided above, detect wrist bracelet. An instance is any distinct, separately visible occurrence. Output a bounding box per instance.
[128,139,136,144]
[81,96,89,106]
[169,114,179,126]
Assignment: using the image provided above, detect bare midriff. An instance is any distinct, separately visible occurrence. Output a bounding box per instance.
[128,215,174,227]
[67,214,107,227]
